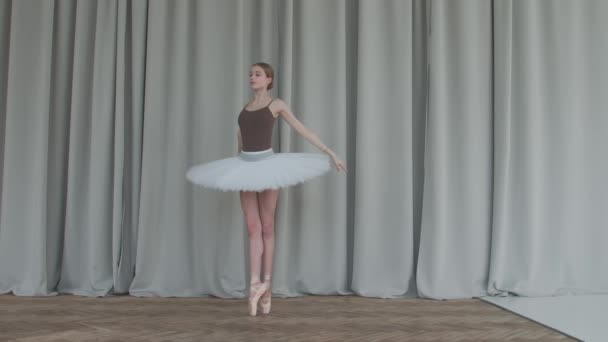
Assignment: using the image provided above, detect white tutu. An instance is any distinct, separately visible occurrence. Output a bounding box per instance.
[186,148,331,192]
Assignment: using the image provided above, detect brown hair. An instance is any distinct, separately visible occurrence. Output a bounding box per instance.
[252,62,274,90]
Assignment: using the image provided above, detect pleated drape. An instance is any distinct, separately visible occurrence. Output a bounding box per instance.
[1,0,606,299]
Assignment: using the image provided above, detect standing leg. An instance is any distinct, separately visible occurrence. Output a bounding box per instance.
[257,189,279,313]
[240,191,263,285]
[240,190,270,316]
[258,189,279,278]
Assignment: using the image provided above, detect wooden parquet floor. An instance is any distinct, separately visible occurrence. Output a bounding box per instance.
[0,294,575,341]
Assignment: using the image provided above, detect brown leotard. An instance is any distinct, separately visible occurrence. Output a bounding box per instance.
[238,98,276,152]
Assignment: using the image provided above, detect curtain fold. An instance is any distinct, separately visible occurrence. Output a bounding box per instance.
[0,0,606,299]
[0,0,62,295]
[111,0,148,294]
[57,0,120,297]
[416,0,494,299]
[350,0,418,297]
[0,0,10,210]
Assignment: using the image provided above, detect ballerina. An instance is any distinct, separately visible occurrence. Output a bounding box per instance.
[186,62,346,316]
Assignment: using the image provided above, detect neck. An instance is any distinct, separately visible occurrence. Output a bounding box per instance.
[252,89,271,102]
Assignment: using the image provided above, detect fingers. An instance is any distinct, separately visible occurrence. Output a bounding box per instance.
[330,155,348,174]
[334,160,347,173]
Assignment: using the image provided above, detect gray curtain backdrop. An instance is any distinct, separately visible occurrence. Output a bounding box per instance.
[0,0,607,299]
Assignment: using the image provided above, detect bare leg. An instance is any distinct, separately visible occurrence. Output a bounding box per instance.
[240,190,271,316]
[258,189,279,304]
[240,191,263,285]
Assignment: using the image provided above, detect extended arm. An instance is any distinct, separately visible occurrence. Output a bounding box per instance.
[274,99,347,173]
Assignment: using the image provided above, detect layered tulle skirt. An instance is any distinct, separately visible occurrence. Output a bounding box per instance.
[186,148,331,192]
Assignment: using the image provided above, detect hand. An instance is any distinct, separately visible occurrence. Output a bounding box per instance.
[330,154,347,174]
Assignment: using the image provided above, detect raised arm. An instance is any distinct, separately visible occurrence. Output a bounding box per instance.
[273,99,347,173]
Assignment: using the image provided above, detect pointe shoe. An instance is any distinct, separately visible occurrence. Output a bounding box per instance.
[248,281,269,316]
[259,291,271,314]
[259,276,272,314]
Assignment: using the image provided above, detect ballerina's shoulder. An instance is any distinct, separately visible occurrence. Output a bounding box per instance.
[268,98,289,119]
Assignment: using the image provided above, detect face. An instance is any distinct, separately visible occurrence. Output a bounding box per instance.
[249,66,271,91]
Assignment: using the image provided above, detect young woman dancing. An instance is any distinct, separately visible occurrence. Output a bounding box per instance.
[187,62,346,316]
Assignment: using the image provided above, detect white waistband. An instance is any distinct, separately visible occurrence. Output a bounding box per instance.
[240,148,273,155]
[239,148,274,161]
